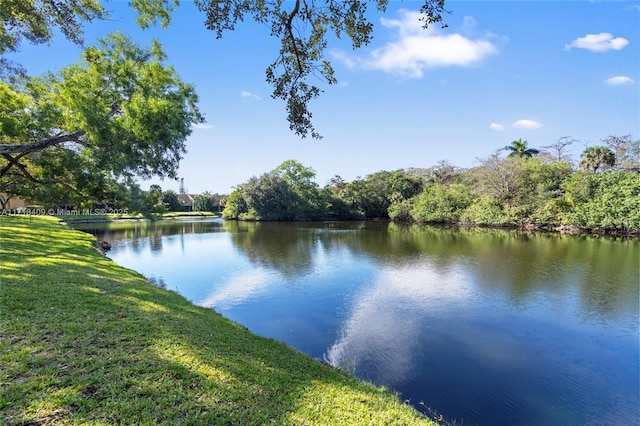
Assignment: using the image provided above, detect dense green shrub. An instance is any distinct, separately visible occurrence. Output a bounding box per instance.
[409,184,471,223]
[565,171,640,230]
[513,159,574,223]
[460,196,511,225]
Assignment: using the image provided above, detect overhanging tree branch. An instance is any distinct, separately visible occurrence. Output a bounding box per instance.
[0,131,87,155]
[286,0,304,76]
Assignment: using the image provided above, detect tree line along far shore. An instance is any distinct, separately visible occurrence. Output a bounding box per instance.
[220,137,640,235]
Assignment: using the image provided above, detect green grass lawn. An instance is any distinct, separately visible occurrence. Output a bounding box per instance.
[160,211,220,218]
[0,215,435,425]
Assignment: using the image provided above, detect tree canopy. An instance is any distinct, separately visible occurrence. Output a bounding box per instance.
[221,149,639,234]
[0,33,203,203]
[223,161,425,221]
[0,0,179,79]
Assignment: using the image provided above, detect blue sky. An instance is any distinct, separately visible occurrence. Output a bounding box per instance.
[9,1,640,194]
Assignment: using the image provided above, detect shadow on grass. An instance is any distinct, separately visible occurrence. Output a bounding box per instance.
[1,216,429,425]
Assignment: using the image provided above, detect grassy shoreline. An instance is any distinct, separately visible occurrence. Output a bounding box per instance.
[56,211,220,224]
[0,215,434,425]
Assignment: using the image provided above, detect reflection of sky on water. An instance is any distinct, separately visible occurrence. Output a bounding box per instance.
[198,268,276,309]
[108,232,243,300]
[324,253,638,425]
[196,240,379,360]
[325,259,475,386]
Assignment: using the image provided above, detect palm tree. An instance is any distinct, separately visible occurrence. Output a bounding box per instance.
[579,146,615,173]
[503,138,539,158]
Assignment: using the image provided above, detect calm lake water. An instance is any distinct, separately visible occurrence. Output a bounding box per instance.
[72,219,640,425]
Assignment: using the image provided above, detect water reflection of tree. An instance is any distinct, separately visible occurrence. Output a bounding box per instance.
[382,224,639,324]
[225,221,348,278]
[73,219,224,254]
[226,220,638,322]
[149,232,163,253]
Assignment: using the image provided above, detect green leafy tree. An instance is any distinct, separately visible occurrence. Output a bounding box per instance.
[223,160,359,221]
[147,184,167,214]
[0,33,203,204]
[504,138,539,158]
[162,190,182,212]
[272,160,326,219]
[226,160,328,221]
[579,146,615,173]
[338,170,423,218]
[322,186,357,220]
[120,182,151,215]
[273,160,316,189]
[562,171,593,208]
[388,198,416,222]
[517,159,573,223]
[244,174,298,220]
[193,192,214,212]
[222,188,249,219]
[148,185,163,203]
[461,156,572,225]
[115,183,166,216]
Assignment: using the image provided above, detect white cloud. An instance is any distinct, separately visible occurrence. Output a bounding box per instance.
[462,16,477,33]
[329,49,357,69]
[605,76,635,86]
[333,10,498,78]
[489,122,505,131]
[192,123,213,130]
[240,90,260,100]
[564,33,629,52]
[512,119,542,130]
